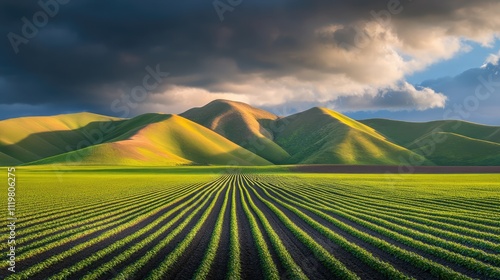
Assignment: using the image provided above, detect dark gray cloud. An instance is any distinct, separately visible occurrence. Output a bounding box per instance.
[0,0,499,119]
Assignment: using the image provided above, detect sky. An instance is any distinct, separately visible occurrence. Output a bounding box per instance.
[0,0,499,124]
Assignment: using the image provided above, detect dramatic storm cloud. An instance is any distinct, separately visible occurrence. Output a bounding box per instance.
[0,0,499,120]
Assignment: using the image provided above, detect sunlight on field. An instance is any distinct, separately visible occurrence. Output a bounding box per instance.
[1,167,499,279]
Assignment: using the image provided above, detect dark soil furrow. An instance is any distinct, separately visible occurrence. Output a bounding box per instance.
[241,177,333,280]
[235,178,270,280]
[273,184,488,280]
[252,183,387,280]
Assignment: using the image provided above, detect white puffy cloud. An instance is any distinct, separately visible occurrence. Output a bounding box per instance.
[331,82,447,112]
[483,49,500,66]
[151,1,500,113]
[135,86,250,114]
[135,80,446,115]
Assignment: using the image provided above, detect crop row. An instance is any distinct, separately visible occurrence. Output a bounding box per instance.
[6,173,499,280]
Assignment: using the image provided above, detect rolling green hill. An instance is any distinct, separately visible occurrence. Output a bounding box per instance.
[405,132,500,166]
[360,119,500,146]
[29,114,272,166]
[1,101,499,166]
[361,119,500,165]
[181,99,291,163]
[0,112,121,165]
[0,151,21,166]
[273,107,431,165]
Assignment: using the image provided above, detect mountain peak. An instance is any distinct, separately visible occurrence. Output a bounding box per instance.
[203,99,276,116]
[181,99,290,163]
[306,106,332,114]
[208,99,243,106]
[298,106,346,120]
[183,99,277,119]
[203,99,253,111]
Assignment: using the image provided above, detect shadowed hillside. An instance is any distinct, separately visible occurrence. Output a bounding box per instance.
[0,112,121,165]
[29,114,272,166]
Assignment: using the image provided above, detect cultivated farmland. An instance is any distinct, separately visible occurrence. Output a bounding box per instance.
[1,168,499,280]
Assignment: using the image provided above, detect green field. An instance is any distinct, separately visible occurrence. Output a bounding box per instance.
[1,167,500,279]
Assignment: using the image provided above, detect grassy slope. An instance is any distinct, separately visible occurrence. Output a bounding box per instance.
[361,119,500,146]
[3,103,499,167]
[408,132,500,166]
[361,119,500,166]
[0,151,21,166]
[0,113,121,165]
[181,99,291,164]
[274,107,430,165]
[29,114,272,166]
